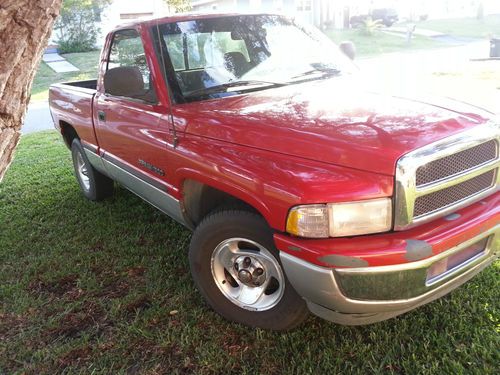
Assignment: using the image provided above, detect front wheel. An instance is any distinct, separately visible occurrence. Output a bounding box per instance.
[189,209,309,330]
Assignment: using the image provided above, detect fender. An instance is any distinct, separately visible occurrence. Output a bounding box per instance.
[172,136,393,231]
[175,167,274,228]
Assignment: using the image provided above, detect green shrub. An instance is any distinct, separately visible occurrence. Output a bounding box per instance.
[358,17,383,36]
[57,36,98,54]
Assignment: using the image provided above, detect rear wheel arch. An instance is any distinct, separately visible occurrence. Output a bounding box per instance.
[60,121,79,149]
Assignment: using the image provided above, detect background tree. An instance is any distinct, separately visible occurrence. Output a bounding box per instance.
[0,0,63,182]
[55,0,112,53]
[164,0,192,13]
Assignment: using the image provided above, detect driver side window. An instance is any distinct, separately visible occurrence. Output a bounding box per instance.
[105,29,157,103]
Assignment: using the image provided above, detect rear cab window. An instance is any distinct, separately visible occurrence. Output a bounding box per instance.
[165,32,250,71]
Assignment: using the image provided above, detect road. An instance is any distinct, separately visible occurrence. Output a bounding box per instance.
[357,40,499,114]
[22,41,498,134]
[23,100,54,134]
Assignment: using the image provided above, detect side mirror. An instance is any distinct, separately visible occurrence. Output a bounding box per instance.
[339,41,356,60]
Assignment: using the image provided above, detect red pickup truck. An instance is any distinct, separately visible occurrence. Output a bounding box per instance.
[49,13,499,330]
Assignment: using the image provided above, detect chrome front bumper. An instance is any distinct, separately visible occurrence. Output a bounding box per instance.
[280,225,499,325]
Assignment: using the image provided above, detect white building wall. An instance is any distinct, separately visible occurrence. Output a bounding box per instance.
[191,0,343,28]
[191,0,237,12]
[98,0,171,45]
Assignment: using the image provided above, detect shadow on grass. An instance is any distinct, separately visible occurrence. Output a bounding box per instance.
[0,131,498,374]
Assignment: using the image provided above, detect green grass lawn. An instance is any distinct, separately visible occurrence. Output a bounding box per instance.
[326,29,445,56]
[0,131,499,374]
[31,50,101,102]
[403,15,500,39]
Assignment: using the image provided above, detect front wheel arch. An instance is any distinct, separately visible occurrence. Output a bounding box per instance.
[181,178,270,227]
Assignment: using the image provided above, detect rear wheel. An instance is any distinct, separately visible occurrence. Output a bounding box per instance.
[189,209,309,330]
[71,139,114,201]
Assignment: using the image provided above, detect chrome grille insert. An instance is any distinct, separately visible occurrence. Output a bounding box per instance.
[414,170,496,217]
[416,140,497,186]
[395,122,500,231]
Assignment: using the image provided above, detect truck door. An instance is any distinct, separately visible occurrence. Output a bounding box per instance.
[93,27,184,223]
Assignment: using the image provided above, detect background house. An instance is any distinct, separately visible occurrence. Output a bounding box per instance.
[97,0,171,45]
[192,0,500,29]
[50,0,500,47]
[191,0,352,29]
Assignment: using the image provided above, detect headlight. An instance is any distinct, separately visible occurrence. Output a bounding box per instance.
[286,198,392,238]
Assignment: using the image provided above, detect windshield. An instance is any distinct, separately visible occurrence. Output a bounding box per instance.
[153,15,356,102]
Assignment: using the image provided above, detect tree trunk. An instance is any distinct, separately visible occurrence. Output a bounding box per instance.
[0,0,62,182]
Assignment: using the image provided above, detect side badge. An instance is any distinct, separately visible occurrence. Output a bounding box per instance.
[139,159,165,176]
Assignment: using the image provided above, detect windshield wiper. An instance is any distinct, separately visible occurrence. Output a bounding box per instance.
[290,67,341,81]
[185,80,287,99]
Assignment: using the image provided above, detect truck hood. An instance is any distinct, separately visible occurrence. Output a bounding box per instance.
[182,77,492,176]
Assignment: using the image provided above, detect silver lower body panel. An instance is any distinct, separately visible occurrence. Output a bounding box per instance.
[280,225,499,325]
[84,148,187,227]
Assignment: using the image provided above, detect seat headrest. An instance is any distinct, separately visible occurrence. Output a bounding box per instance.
[104,66,144,97]
[223,52,248,77]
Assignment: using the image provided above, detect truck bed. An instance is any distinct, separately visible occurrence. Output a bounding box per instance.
[63,79,97,90]
[49,80,98,146]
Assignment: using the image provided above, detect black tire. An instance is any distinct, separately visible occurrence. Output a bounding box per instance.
[189,209,309,330]
[71,139,114,201]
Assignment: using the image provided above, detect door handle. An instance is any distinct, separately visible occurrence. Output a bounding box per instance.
[98,110,106,122]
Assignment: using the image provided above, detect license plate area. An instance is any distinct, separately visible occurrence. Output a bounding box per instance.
[426,237,490,286]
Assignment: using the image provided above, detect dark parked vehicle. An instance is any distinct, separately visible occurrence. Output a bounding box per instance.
[351,8,399,28]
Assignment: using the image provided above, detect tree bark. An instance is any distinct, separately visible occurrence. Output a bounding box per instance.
[0,0,62,182]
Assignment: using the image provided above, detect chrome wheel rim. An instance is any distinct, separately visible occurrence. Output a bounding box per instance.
[211,238,285,311]
[76,151,90,192]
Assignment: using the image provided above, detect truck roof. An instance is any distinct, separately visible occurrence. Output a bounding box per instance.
[111,12,276,32]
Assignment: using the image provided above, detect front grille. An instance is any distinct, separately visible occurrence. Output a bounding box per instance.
[416,140,497,186]
[395,123,500,230]
[414,170,496,218]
